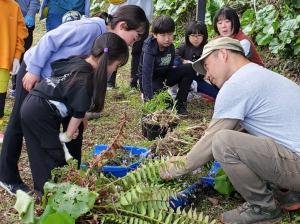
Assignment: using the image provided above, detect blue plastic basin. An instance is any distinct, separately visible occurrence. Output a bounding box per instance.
[200,161,221,186]
[93,144,149,177]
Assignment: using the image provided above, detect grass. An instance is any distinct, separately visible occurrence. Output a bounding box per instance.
[0,17,299,224]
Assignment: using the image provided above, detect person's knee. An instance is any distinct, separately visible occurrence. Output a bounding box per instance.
[212,129,236,162]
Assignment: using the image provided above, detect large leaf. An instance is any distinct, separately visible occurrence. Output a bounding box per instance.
[262,24,275,35]
[293,44,300,56]
[269,38,282,54]
[41,212,75,224]
[14,190,35,224]
[44,182,98,219]
[214,169,234,196]
[256,33,273,46]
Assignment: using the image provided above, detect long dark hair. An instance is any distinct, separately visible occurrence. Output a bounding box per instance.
[213,6,241,36]
[185,21,208,48]
[90,32,129,112]
[97,5,149,36]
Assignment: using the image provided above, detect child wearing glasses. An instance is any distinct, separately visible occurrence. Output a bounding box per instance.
[173,21,219,100]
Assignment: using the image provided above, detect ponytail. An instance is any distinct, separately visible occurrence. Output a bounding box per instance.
[89,32,129,112]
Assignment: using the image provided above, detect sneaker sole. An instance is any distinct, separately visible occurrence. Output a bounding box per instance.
[281,203,300,211]
[0,181,16,196]
[255,216,282,224]
[220,214,282,224]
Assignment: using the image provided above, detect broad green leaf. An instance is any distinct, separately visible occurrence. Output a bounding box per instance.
[38,204,56,224]
[262,24,275,35]
[214,169,235,195]
[279,30,294,44]
[44,182,98,219]
[256,33,273,46]
[14,190,35,224]
[293,44,300,56]
[41,212,75,224]
[281,18,299,31]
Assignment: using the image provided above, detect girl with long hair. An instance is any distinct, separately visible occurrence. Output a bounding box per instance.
[0,5,148,196]
[20,33,129,195]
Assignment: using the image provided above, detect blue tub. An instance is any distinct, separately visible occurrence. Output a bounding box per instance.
[93,144,149,177]
[200,161,221,186]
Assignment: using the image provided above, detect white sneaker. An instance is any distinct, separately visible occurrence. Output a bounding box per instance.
[167,85,178,99]
[190,80,198,93]
[187,91,202,102]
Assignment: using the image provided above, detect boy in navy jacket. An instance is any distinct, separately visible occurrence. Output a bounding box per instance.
[138,15,194,115]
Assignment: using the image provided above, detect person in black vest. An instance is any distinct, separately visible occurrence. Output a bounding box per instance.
[20,33,128,195]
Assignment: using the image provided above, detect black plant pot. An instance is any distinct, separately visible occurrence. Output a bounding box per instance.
[141,117,178,140]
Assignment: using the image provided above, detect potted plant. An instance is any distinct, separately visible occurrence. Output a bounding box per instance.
[141,91,179,140]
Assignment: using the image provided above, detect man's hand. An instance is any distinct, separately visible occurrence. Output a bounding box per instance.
[159,156,187,180]
[22,72,40,91]
[12,58,20,74]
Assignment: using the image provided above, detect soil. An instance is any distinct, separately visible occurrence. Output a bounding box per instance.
[104,147,140,166]
[142,109,179,127]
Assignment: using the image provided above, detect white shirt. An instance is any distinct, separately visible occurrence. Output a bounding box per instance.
[213,63,300,154]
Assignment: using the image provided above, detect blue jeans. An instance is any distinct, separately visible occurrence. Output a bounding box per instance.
[196,79,219,98]
[46,12,65,31]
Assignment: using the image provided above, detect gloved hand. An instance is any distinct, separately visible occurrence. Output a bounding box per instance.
[59,132,73,161]
[24,15,35,27]
[59,132,72,143]
[12,58,20,74]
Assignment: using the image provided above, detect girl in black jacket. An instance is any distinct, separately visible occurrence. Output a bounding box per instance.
[20,32,129,194]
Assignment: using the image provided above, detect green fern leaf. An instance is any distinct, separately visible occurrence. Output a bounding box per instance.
[122,179,128,188]
[120,195,129,206]
[187,208,193,218]
[140,169,148,182]
[198,212,203,221]
[135,169,142,182]
[149,207,155,219]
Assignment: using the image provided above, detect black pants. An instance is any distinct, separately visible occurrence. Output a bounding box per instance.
[0,62,28,184]
[130,38,145,86]
[0,62,83,185]
[12,26,34,90]
[20,94,83,193]
[153,64,194,105]
[108,31,149,87]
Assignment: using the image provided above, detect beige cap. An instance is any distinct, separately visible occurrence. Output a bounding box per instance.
[192,37,245,75]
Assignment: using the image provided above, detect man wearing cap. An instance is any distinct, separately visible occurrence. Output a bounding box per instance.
[160,37,300,223]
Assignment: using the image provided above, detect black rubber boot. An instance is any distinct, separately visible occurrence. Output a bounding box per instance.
[176,101,189,116]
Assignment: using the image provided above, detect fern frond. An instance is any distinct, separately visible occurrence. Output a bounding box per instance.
[98,206,215,224]
[118,184,176,204]
[115,159,164,189]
